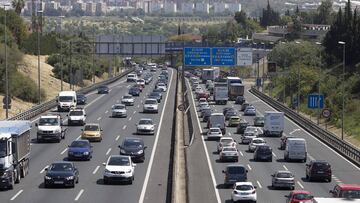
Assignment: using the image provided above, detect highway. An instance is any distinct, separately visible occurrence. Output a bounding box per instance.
[187,79,360,203]
[0,68,176,203]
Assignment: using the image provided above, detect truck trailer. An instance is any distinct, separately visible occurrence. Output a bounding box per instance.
[0,121,31,189]
[228,83,245,100]
[201,67,220,83]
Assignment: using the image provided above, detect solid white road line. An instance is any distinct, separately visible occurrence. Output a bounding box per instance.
[84,94,106,109]
[60,148,68,155]
[247,164,252,171]
[256,181,263,189]
[40,165,49,174]
[76,135,81,140]
[123,125,127,130]
[92,166,100,174]
[297,181,304,189]
[308,154,315,161]
[129,117,132,121]
[283,165,288,171]
[115,135,120,141]
[139,69,175,203]
[186,79,221,203]
[106,148,112,155]
[10,189,23,201]
[74,189,85,201]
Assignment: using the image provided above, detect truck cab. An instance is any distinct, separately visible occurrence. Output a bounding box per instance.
[57,91,77,112]
[36,115,66,143]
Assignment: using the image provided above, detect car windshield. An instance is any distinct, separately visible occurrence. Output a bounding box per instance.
[114,105,125,109]
[70,141,89,148]
[255,117,264,121]
[145,100,157,104]
[69,111,83,116]
[227,111,237,116]
[258,147,271,153]
[277,172,293,178]
[124,140,142,148]
[293,193,313,200]
[139,120,153,125]
[59,96,73,102]
[123,95,132,99]
[84,125,99,131]
[246,127,256,132]
[228,166,245,174]
[210,129,220,133]
[341,190,360,198]
[0,141,7,158]
[223,148,236,152]
[99,86,107,89]
[39,118,59,126]
[77,95,85,99]
[312,162,330,169]
[150,93,159,97]
[253,139,264,144]
[49,163,73,171]
[108,157,130,166]
[221,139,233,144]
[230,117,240,121]
[236,185,253,191]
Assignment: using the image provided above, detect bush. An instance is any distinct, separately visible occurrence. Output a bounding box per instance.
[10,71,46,103]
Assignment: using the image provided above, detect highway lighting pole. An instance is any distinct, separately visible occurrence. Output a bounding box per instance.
[338,41,346,140]
[92,24,95,84]
[261,42,265,91]
[59,15,65,91]
[37,10,43,104]
[295,41,301,113]
[316,42,322,125]
[3,4,10,119]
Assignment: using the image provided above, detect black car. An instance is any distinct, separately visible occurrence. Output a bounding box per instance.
[76,94,87,105]
[253,145,272,162]
[44,161,79,188]
[119,137,147,162]
[236,120,249,134]
[129,87,140,96]
[306,160,332,182]
[148,92,161,103]
[235,96,245,105]
[241,103,251,111]
[153,88,163,95]
[253,116,265,127]
[223,107,234,115]
[97,85,109,94]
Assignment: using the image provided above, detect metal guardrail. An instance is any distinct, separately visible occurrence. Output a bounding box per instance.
[250,87,360,166]
[9,68,134,121]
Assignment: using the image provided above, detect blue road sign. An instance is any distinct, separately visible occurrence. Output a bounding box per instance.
[184,47,211,66]
[256,78,262,86]
[308,94,324,109]
[211,47,236,66]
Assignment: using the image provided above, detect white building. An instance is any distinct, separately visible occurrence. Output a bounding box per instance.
[194,3,209,14]
[85,2,96,15]
[150,2,162,13]
[96,2,107,14]
[164,1,176,13]
[73,2,86,11]
[181,2,193,14]
[45,1,60,10]
[226,3,241,13]
[214,2,226,13]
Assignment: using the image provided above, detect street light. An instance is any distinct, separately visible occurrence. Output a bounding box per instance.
[295,41,301,113]
[37,10,43,104]
[338,41,346,140]
[3,4,10,119]
[261,42,265,90]
[59,15,65,91]
[315,42,322,125]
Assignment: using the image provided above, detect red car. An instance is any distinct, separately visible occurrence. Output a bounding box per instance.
[197,91,210,100]
[330,184,360,198]
[285,190,314,203]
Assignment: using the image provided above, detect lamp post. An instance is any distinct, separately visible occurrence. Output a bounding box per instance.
[261,42,265,90]
[3,4,10,119]
[37,10,43,104]
[295,41,301,112]
[92,24,95,84]
[59,15,65,91]
[338,41,346,140]
[315,42,322,125]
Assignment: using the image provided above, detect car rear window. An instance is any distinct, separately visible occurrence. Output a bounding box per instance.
[340,190,360,198]
[277,172,293,178]
[236,185,253,191]
[228,166,245,174]
[312,162,330,169]
[293,193,313,200]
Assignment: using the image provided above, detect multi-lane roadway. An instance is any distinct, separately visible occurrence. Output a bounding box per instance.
[0,68,176,203]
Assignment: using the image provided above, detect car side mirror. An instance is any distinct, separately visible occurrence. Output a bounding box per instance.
[102,163,106,166]
[45,168,48,171]
[254,186,257,189]
[222,170,225,173]
[246,170,248,173]
[271,174,274,177]
[101,129,103,131]
[81,129,84,131]
[133,164,137,167]
[144,146,148,149]
[84,114,87,117]
[306,164,309,166]
[68,145,70,147]
[35,123,38,127]
[329,190,333,194]
[284,195,289,198]
[118,145,122,148]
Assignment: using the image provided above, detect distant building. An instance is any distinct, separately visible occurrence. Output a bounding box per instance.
[181,2,193,14]
[226,3,241,13]
[95,2,107,14]
[214,2,226,13]
[143,0,150,13]
[73,2,86,11]
[85,2,96,15]
[194,3,209,14]
[164,1,176,13]
[59,0,71,6]
[45,1,60,10]
[150,2,162,13]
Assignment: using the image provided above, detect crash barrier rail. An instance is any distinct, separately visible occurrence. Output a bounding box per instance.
[9,68,134,121]
[250,87,360,166]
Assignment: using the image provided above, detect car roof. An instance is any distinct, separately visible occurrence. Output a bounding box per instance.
[276,170,292,174]
[85,123,99,126]
[108,155,130,159]
[220,137,234,141]
[123,137,143,143]
[209,127,221,130]
[234,182,253,186]
[145,98,157,101]
[252,138,264,141]
[291,190,311,194]
[226,164,245,168]
[336,184,360,190]
[52,161,73,165]
[139,118,152,121]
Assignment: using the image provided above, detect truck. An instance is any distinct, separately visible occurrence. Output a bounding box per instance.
[57,91,77,112]
[0,121,31,189]
[263,111,284,137]
[36,114,66,143]
[213,82,228,105]
[227,76,242,86]
[228,83,245,100]
[201,67,220,83]
[207,113,226,134]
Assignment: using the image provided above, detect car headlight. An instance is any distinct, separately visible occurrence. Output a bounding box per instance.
[126,169,132,173]
[66,176,74,180]
[45,176,52,180]
[137,150,143,154]
[68,151,73,154]
[83,152,89,155]
[54,129,61,134]
[120,149,126,154]
[151,126,154,130]
[104,169,110,173]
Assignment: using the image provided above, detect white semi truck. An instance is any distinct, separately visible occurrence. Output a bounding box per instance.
[201,67,220,83]
[0,121,31,189]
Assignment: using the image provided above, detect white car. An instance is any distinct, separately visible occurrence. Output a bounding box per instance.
[199,98,207,103]
[195,86,203,94]
[103,155,136,184]
[121,95,134,106]
[127,74,137,82]
[219,147,239,162]
[199,103,210,112]
[136,118,155,135]
[231,182,257,202]
[136,79,145,87]
[111,104,127,118]
[248,138,266,152]
[217,137,236,153]
[157,83,167,92]
[68,108,86,126]
[207,127,223,140]
[198,100,208,107]
[241,126,259,144]
[143,99,158,113]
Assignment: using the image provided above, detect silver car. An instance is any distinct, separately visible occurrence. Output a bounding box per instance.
[217,137,236,153]
[136,118,155,135]
[271,170,295,190]
[240,126,259,144]
[219,147,239,162]
[244,106,256,116]
[121,95,134,106]
[111,104,127,118]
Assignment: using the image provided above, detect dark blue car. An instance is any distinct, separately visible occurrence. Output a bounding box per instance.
[67,140,93,161]
[129,87,140,96]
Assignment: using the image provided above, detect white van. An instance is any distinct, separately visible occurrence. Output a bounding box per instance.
[208,113,226,134]
[57,91,77,111]
[127,74,137,82]
[284,138,307,162]
[263,111,284,137]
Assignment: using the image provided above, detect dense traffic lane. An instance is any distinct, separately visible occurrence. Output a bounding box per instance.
[187,80,360,203]
[1,68,176,203]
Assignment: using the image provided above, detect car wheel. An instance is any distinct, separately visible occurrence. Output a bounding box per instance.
[44,182,49,188]
[76,177,79,184]
[291,186,295,190]
[103,177,109,184]
[306,174,309,179]
[128,179,133,185]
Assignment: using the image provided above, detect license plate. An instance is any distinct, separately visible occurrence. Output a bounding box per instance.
[318,171,324,174]
[54,181,64,184]
[240,193,248,195]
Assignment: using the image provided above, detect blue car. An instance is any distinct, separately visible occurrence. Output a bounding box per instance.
[129,87,140,96]
[68,140,93,161]
[244,106,256,116]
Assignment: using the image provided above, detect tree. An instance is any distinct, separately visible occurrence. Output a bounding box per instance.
[317,0,333,24]
[260,0,280,27]
[234,11,247,25]
[11,0,25,15]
